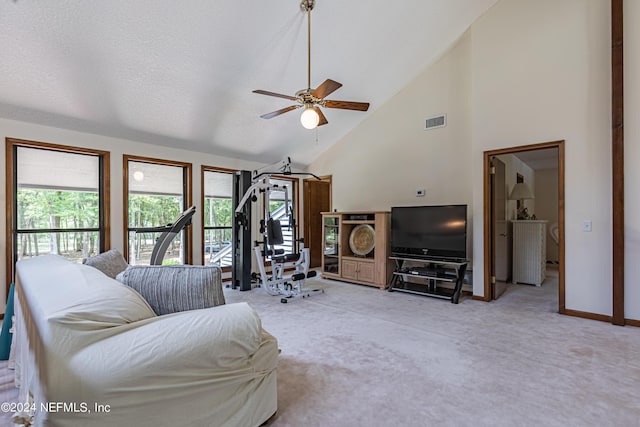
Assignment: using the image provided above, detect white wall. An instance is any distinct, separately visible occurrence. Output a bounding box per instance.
[625,0,640,320]
[471,0,613,315]
[0,117,265,310]
[308,31,474,254]
[309,0,630,319]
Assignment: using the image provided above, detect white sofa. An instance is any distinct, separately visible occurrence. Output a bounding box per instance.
[12,255,278,427]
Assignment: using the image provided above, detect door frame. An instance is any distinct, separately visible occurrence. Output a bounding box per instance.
[303,175,332,267]
[482,140,565,313]
[489,156,507,300]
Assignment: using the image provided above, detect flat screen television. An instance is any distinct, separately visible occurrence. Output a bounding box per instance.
[391,205,467,261]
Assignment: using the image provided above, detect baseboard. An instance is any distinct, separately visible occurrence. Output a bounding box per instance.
[625,318,640,327]
[562,308,612,323]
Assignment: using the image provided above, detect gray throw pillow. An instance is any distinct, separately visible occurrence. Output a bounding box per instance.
[83,249,129,279]
[116,265,224,315]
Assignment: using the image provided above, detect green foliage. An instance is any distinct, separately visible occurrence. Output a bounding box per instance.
[204,197,232,227]
[128,195,182,227]
[17,189,99,229]
[161,259,180,266]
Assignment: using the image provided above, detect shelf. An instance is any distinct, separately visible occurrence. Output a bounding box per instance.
[388,256,468,304]
[389,255,467,267]
[390,286,453,300]
[393,271,456,282]
[342,220,376,225]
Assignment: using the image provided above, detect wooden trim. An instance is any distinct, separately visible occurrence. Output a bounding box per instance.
[472,295,489,302]
[200,165,239,267]
[201,165,238,174]
[5,137,110,157]
[611,0,624,326]
[5,140,15,296]
[483,153,491,300]
[483,141,565,314]
[303,174,332,254]
[557,142,566,313]
[563,308,612,324]
[200,166,205,266]
[625,319,640,327]
[122,155,129,260]
[482,140,565,158]
[123,154,193,264]
[185,164,193,265]
[5,138,111,295]
[102,153,111,251]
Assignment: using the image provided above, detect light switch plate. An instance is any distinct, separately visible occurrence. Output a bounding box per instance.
[416,189,425,197]
[582,220,592,232]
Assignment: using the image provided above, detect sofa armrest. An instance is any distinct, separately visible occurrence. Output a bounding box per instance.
[46,302,279,426]
[116,265,224,315]
[69,302,276,386]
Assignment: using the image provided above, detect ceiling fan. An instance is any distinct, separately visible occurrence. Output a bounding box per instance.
[253,0,370,130]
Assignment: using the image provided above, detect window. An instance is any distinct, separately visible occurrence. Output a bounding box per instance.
[266,177,299,255]
[6,138,110,286]
[202,167,236,269]
[124,156,192,265]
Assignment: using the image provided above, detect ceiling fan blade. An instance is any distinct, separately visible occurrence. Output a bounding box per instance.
[312,79,343,99]
[253,90,299,101]
[314,106,328,126]
[260,105,300,119]
[324,100,370,111]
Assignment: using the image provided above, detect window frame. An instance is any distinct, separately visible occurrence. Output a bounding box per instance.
[201,165,238,271]
[123,155,193,265]
[5,138,111,292]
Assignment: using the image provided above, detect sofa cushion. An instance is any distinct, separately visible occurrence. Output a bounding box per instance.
[116,265,224,315]
[17,255,156,335]
[82,249,129,279]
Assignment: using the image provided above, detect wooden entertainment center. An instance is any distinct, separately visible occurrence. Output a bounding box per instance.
[321,211,393,289]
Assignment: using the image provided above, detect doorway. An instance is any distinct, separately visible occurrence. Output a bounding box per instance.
[483,140,565,313]
[303,176,332,268]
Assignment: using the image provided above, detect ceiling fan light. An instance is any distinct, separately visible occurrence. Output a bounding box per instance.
[300,106,320,129]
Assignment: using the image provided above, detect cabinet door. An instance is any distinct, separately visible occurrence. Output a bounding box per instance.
[357,261,375,283]
[342,259,358,280]
[322,215,341,276]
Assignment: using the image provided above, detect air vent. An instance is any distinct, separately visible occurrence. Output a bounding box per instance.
[424,114,446,130]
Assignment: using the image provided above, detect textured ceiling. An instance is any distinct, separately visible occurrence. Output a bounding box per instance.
[0,0,497,166]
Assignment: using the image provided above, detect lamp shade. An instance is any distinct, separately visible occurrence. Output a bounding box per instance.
[509,182,534,200]
[300,107,319,129]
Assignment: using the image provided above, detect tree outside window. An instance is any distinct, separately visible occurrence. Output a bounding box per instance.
[6,139,109,287]
[203,168,234,268]
[124,157,192,265]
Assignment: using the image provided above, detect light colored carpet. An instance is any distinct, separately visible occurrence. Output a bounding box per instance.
[2,267,639,426]
[225,267,640,427]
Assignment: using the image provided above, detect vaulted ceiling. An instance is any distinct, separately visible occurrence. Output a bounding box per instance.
[0,0,497,166]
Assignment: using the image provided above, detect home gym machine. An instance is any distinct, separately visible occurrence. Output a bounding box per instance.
[232,158,322,301]
[134,205,196,265]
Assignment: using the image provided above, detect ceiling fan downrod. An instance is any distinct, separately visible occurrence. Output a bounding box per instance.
[252,0,369,129]
[301,0,315,92]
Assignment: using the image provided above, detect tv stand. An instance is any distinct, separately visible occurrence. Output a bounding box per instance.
[388,256,468,303]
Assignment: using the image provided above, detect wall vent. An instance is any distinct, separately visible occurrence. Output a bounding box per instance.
[424,114,446,130]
